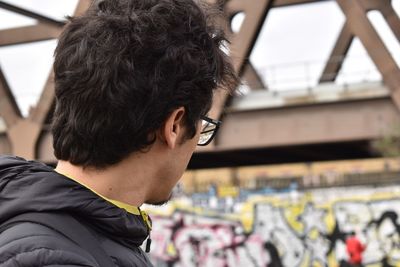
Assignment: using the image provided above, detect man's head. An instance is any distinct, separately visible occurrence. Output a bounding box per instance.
[52,0,238,170]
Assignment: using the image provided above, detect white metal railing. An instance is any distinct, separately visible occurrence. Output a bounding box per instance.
[248,53,386,92]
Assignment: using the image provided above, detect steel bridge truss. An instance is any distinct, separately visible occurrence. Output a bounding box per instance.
[1,0,400,161]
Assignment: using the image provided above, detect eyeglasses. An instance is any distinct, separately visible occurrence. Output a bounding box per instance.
[198,116,221,146]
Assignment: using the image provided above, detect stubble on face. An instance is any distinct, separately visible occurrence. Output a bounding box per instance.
[146,121,201,207]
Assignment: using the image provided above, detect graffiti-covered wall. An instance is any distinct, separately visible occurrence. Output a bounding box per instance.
[144,186,400,267]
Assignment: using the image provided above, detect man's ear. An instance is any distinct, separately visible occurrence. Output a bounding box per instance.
[162,107,186,149]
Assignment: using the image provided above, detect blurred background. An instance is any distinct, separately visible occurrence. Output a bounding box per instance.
[1,0,400,266]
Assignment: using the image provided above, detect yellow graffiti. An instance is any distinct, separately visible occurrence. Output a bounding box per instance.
[144,189,400,267]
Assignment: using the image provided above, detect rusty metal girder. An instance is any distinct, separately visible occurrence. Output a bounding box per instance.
[209,0,274,120]
[336,0,400,110]
[29,0,91,126]
[0,66,20,127]
[1,0,400,162]
[30,72,55,125]
[272,0,329,7]
[0,24,62,47]
[0,0,91,159]
[29,0,91,125]
[380,2,400,43]
[72,0,92,17]
[319,23,353,83]
[0,1,65,27]
[319,0,400,88]
[242,63,266,90]
[361,0,392,11]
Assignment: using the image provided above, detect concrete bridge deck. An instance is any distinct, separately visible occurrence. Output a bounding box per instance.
[191,82,400,168]
[2,81,398,168]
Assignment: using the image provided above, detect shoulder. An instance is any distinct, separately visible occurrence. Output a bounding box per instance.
[0,222,97,266]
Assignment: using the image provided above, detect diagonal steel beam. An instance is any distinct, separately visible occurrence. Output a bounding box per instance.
[273,0,329,7]
[0,24,62,47]
[380,3,400,43]
[360,0,400,47]
[209,0,274,120]
[242,62,267,90]
[6,0,92,159]
[29,72,55,124]
[0,66,21,127]
[320,0,398,83]
[216,0,331,8]
[336,0,400,110]
[319,22,353,83]
[361,0,391,11]
[0,1,65,27]
[72,0,92,17]
[29,0,92,125]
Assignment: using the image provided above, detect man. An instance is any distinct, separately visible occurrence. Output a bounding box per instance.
[346,231,366,267]
[0,0,238,266]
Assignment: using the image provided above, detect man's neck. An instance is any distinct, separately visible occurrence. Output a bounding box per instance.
[55,153,155,207]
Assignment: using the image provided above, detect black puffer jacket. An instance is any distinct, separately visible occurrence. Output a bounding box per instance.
[0,156,153,266]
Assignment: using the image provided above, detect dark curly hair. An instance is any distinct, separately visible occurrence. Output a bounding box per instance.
[51,0,238,168]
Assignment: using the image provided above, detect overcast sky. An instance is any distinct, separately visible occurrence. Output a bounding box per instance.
[1,0,400,116]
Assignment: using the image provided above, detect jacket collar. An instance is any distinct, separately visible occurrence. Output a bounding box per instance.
[0,155,150,248]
